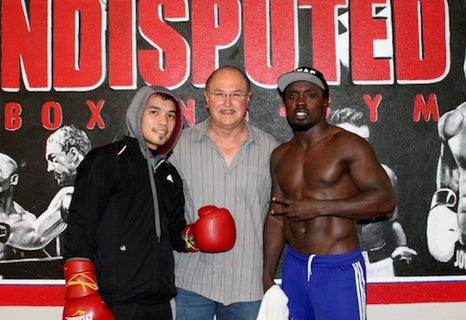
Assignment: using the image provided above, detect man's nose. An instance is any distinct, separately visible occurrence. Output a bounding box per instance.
[157,114,169,125]
[47,162,54,172]
[296,94,306,104]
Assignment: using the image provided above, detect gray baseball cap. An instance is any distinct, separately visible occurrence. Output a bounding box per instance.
[278,67,329,97]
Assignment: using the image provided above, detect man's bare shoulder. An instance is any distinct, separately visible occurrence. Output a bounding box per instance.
[271,139,296,159]
[322,127,380,166]
[439,103,466,140]
[331,125,363,140]
[330,126,372,149]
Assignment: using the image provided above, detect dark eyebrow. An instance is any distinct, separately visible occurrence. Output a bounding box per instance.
[146,105,161,109]
[147,105,177,113]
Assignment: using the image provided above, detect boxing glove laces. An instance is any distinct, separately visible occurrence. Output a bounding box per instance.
[63,259,115,320]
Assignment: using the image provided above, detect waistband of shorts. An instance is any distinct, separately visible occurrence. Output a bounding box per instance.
[286,246,363,266]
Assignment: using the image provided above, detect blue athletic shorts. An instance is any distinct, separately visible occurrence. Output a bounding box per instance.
[281,246,367,320]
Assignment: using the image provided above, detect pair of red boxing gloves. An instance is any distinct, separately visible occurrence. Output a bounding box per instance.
[63,205,235,320]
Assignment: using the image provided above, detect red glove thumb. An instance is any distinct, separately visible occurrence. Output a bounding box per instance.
[197,205,217,217]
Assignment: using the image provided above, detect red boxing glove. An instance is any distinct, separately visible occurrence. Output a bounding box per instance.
[63,259,115,320]
[183,205,236,253]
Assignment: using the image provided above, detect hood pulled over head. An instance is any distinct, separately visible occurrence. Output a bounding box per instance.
[126,86,184,157]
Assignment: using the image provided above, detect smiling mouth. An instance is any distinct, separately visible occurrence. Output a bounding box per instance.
[294,110,308,119]
[220,108,235,114]
[153,128,167,135]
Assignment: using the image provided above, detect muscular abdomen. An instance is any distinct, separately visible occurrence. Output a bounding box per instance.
[284,216,359,255]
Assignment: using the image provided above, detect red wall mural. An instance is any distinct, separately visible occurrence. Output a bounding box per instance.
[1,0,465,305]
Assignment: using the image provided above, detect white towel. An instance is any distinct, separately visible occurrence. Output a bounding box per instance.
[256,285,289,320]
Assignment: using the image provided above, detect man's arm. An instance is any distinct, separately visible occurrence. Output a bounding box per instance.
[6,187,73,250]
[329,136,396,219]
[263,211,284,291]
[263,152,285,292]
[272,136,396,222]
[390,221,417,263]
[435,108,462,191]
[63,149,115,261]
[168,169,189,252]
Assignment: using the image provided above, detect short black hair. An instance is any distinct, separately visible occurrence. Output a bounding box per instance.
[153,92,177,105]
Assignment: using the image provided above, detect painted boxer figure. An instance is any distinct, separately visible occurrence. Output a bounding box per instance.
[427,101,466,271]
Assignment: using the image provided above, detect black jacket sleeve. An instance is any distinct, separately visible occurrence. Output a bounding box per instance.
[165,163,189,252]
[63,147,117,261]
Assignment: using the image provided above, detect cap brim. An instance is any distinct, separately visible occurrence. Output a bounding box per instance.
[278,73,326,92]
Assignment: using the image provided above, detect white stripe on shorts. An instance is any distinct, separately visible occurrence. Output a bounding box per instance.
[353,261,367,320]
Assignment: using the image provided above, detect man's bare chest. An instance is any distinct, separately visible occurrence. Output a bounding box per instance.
[277,151,345,191]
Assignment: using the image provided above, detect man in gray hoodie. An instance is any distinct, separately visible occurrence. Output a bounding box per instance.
[63,86,188,319]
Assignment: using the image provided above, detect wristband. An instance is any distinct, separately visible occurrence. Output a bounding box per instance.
[0,222,10,243]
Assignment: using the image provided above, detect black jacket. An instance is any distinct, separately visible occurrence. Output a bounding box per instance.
[64,86,187,305]
[64,136,187,304]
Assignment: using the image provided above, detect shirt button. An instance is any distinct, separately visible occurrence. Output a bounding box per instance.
[119,245,127,251]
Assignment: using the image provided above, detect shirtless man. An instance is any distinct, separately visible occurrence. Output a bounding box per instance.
[263,67,396,320]
[427,101,466,270]
[0,153,36,259]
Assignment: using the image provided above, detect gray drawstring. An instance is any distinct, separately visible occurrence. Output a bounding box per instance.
[147,152,161,242]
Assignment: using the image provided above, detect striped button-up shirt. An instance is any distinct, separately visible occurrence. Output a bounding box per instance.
[171,118,279,305]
